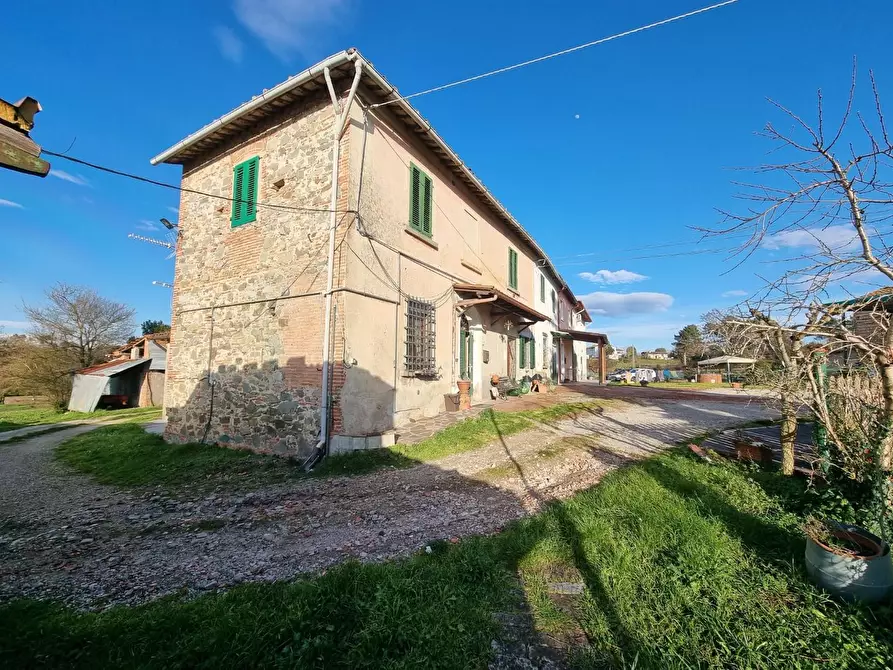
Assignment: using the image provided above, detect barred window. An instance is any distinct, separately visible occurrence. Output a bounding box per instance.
[405,298,436,376]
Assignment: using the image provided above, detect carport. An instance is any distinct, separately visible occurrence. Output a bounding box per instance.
[696,355,757,383]
[68,358,150,412]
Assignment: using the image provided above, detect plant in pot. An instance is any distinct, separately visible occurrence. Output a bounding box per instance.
[803,516,893,603]
[456,373,472,410]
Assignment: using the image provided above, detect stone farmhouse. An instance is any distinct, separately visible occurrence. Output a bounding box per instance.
[151,48,608,460]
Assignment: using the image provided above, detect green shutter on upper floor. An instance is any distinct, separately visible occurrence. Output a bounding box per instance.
[508,248,518,290]
[409,164,433,237]
[232,156,259,227]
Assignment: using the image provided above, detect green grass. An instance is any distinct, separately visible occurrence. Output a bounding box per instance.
[315,402,605,477]
[4,450,892,669]
[56,424,305,492]
[53,402,607,492]
[0,404,162,433]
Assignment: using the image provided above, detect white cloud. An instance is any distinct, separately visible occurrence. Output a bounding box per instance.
[599,321,685,346]
[213,25,244,63]
[763,225,856,251]
[167,206,179,214]
[0,320,30,332]
[233,0,349,58]
[721,289,748,298]
[49,169,89,186]
[581,291,674,317]
[136,219,160,231]
[0,198,23,208]
[578,269,648,285]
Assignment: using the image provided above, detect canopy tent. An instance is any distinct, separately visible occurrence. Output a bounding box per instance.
[696,356,757,383]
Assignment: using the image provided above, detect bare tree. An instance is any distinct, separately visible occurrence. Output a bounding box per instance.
[23,283,135,369]
[1,336,78,406]
[703,62,893,531]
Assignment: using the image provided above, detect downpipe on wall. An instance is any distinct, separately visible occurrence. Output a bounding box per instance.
[305,57,363,470]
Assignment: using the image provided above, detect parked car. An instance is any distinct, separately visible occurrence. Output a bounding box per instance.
[607,369,628,382]
[633,368,657,383]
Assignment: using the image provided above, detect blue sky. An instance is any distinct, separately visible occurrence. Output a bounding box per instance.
[1,0,890,349]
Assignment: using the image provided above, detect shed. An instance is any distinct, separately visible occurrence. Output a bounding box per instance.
[68,358,151,412]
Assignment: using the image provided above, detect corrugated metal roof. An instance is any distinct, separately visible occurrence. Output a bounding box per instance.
[76,358,149,377]
[149,48,581,308]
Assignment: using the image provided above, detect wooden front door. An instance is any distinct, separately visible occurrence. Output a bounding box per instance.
[507,336,517,379]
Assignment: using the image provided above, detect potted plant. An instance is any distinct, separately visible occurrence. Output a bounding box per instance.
[457,373,472,410]
[804,517,893,603]
[733,429,773,466]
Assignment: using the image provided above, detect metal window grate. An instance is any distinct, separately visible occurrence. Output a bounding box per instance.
[405,298,437,376]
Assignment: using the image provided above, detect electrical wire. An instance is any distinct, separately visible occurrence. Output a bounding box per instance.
[370,0,739,108]
[357,98,515,295]
[42,150,355,215]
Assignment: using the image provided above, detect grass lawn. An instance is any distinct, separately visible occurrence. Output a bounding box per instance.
[0,404,162,433]
[56,402,607,489]
[4,450,892,669]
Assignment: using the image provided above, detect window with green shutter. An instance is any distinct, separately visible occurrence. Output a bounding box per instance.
[519,336,527,368]
[232,156,259,227]
[540,274,545,302]
[508,248,518,290]
[409,164,433,236]
[529,337,536,368]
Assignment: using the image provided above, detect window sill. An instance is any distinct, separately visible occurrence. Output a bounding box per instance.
[405,227,438,249]
[507,287,520,297]
[461,259,482,275]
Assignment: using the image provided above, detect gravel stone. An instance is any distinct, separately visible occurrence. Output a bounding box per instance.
[0,397,773,610]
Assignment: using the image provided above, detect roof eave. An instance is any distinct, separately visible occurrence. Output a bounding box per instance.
[149,48,578,309]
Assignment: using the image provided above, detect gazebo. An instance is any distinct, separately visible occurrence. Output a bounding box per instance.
[696,355,757,383]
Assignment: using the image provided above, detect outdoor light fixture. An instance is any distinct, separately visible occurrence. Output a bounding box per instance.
[159,217,177,229]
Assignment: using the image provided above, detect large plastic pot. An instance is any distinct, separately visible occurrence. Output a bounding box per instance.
[805,521,893,603]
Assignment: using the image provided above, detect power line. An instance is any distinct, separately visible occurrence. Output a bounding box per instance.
[370,0,739,109]
[556,246,728,267]
[549,231,755,261]
[42,150,354,215]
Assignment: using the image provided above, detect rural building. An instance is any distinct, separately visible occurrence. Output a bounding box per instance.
[150,48,607,459]
[68,334,168,412]
[640,350,670,360]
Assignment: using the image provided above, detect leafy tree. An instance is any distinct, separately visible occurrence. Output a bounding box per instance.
[23,283,135,368]
[672,325,704,366]
[604,344,615,356]
[141,320,171,335]
[624,346,637,360]
[654,347,668,354]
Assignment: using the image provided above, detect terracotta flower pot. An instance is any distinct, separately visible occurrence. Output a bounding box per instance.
[457,380,472,410]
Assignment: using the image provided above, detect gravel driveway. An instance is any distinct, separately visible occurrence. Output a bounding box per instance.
[0,397,773,609]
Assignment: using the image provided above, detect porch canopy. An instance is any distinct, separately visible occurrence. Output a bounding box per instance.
[697,355,757,381]
[552,329,607,344]
[454,283,551,327]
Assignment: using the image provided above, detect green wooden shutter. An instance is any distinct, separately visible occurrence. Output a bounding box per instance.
[421,172,433,236]
[540,275,545,302]
[530,338,536,368]
[459,328,467,378]
[232,156,259,227]
[409,166,421,232]
[245,157,258,220]
[508,249,518,289]
[231,163,244,224]
[520,336,527,368]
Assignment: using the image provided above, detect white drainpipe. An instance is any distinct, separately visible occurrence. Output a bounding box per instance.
[311,57,363,464]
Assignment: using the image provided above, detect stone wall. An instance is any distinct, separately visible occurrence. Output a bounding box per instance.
[164,87,352,459]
